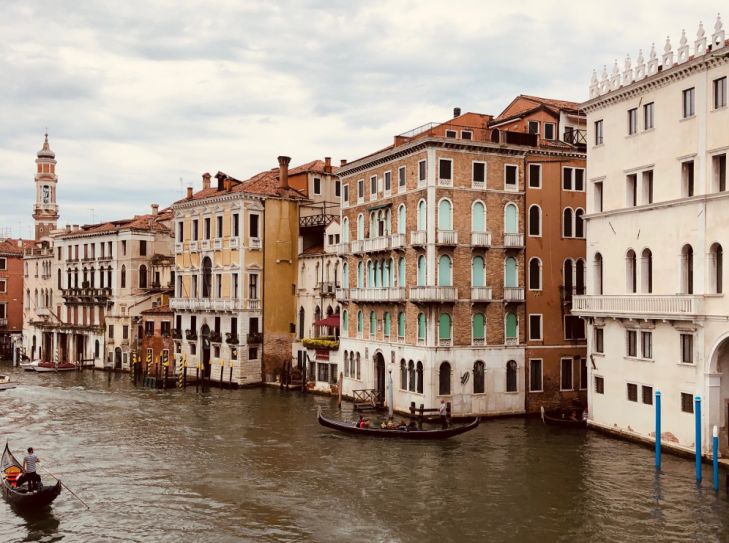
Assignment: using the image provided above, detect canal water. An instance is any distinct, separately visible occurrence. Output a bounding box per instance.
[0,363,727,543]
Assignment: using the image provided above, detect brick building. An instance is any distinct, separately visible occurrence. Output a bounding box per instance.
[140,301,174,376]
[0,238,27,360]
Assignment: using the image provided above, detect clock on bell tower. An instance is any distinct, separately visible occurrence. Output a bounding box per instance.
[32,133,60,241]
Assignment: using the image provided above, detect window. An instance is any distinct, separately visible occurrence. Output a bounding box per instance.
[192,220,199,240]
[641,170,653,204]
[641,249,653,293]
[121,265,126,289]
[248,273,258,300]
[711,243,723,294]
[369,311,376,336]
[438,313,451,344]
[528,164,541,188]
[563,208,573,237]
[384,171,391,192]
[563,167,585,191]
[343,184,349,203]
[357,179,364,199]
[626,249,637,293]
[681,393,694,413]
[108,325,114,339]
[398,311,405,339]
[680,333,693,363]
[626,174,637,206]
[642,385,653,405]
[121,240,127,255]
[472,313,485,345]
[528,314,542,341]
[580,358,588,390]
[594,120,604,145]
[473,162,486,185]
[595,376,605,394]
[643,102,654,130]
[575,209,584,238]
[681,244,694,294]
[506,361,518,392]
[544,123,555,140]
[682,160,695,197]
[398,166,406,187]
[418,160,426,183]
[504,165,517,189]
[438,159,452,182]
[713,154,727,192]
[216,216,223,238]
[627,383,638,402]
[439,362,451,395]
[594,181,604,212]
[682,87,695,118]
[370,175,377,195]
[626,330,637,357]
[505,312,518,342]
[445,129,457,138]
[628,108,637,135]
[529,359,543,392]
[249,214,260,239]
[561,358,573,390]
[232,213,239,237]
[139,264,148,289]
[204,217,211,239]
[177,222,183,241]
[313,177,321,195]
[461,130,472,140]
[335,180,341,197]
[528,258,541,290]
[417,313,426,342]
[528,205,541,236]
[0,280,5,293]
[528,120,540,134]
[714,76,727,109]
[473,361,485,394]
[641,331,652,359]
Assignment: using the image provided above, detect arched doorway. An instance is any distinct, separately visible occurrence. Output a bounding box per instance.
[201,324,211,378]
[114,347,122,370]
[374,352,386,404]
[710,337,729,456]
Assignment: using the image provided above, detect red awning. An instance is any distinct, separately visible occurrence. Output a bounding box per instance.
[313,315,340,328]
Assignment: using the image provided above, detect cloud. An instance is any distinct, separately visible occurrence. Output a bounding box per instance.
[0,0,715,237]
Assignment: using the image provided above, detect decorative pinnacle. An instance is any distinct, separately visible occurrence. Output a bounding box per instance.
[716,13,723,33]
[664,35,672,53]
[697,21,705,39]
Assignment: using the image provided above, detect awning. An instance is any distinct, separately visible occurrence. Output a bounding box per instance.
[313,315,340,328]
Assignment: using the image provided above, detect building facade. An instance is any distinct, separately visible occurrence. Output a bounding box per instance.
[140,301,174,376]
[0,239,27,360]
[574,20,729,456]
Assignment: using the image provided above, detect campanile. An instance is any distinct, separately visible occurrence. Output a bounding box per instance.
[32,133,59,240]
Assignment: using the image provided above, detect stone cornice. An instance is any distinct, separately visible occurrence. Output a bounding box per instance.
[171,191,262,211]
[583,189,729,221]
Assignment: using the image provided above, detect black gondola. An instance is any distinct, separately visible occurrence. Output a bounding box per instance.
[540,406,587,428]
[1,443,61,509]
[317,408,480,439]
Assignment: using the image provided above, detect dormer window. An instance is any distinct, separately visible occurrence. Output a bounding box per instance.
[445,130,457,138]
[544,123,555,140]
[528,121,540,135]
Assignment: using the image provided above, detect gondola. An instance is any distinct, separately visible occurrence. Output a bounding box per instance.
[34,361,76,372]
[1,443,61,509]
[317,408,480,439]
[540,406,587,429]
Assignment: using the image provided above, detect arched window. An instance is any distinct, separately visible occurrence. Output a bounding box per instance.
[417,313,426,342]
[473,361,485,394]
[528,205,541,236]
[575,259,585,295]
[417,255,426,286]
[416,362,423,393]
[121,265,127,289]
[383,312,391,337]
[397,204,406,235]
[641,249,653,293]
[438,255,452,286]
[438,313,451,344]
[343,350,349,377]
[504,257,517,288]
[417,200,427,231]
[200,258,211,297]
[314,306,322,337]
[438,199,452,231]
[681,244,694,294]
[342,217,349,243]
[356,352,361,380]
[439,362,451,395]
[563,208,573,238]
[575,208,585,238]
[398,257,406,287]
[90,267,95,288]
[472,313,485,344]
[564,259,574,294]
[357,261,363,289]
[342,310,348,336]
[342,263,349,288]
[94,340,100,358]
[357,213,364,240]
[369,311,376,336]
[594,253,603,295]
[626,249,637,293]
[506,360,517,392]
[57,269,62,289]
[408,360,416,392]
[367,260,374,287]
[472,256,485,287]
[357,310,363,336]
[139,264,148,289]
[472,201,486,232]
[504,203,518,234]
[298,307,305,339]
[505,312,518,342]
[529,258,541,290]
[400,359,407,390]
[711,243,723,294]
[398,311,405,339]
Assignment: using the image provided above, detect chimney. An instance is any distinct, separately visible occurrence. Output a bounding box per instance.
[453,107,461,117]
[17,239,22,248]
[65,225,71,233]
[186,186,193,200]
[324,157,332,173]
[73,224,79,231]
[224,178,232,191]
[202,172,211,190]
[340,159,347,167]
[277,155,291,190]
[151,203,159,216]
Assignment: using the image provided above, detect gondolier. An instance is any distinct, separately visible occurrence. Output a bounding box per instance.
[23,447,40,493]
[1,443,61,508]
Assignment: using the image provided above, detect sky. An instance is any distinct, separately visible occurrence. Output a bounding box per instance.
[0,0,720,237]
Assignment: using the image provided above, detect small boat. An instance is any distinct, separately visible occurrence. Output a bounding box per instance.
[33,362,76,372]
[0,375,17,391]
[317,408,480,439]
[540,406,587,428]
[1,443,61,509]
[20,359,40,371]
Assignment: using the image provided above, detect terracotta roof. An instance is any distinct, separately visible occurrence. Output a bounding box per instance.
[141,304,172,315]
[289,159,337,176]
[64,211,172,238]
[0,238,28,255]
[301,244,324,255]
[493,95,582,122]
[520,95,581,111]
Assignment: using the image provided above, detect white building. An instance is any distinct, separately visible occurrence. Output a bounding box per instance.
[574,18,729,457]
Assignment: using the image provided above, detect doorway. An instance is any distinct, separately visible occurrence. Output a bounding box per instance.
[201,324,211,378]
[374,352,386,404]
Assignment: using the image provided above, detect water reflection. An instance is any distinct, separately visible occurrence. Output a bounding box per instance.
[9,505,61,542]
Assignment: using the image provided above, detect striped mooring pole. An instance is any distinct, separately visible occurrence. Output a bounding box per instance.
[695,396,702,483]
[713,425,719,492]
[655,390,662,470]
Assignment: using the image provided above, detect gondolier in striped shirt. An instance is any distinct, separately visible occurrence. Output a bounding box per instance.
[22,447,41,493]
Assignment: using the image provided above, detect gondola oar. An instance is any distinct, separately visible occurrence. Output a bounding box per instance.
[39,465,90,509]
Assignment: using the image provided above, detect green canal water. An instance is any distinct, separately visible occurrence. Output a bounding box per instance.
[0,362,728,542]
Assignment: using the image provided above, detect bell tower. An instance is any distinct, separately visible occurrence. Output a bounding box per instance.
[33,133,59,240]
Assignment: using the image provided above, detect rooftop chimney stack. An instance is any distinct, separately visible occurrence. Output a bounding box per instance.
[340,159,347,167]
[453,107,461,118]
[202,172,211,190]
[278,155,291,190]
[151,203,159,216]
[186,186,193,200]
[224,178,232,191]
[324,157,332,173]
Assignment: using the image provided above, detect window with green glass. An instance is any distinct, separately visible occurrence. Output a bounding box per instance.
[439,313,451,340]
[417,255,426,286]
[417,313,426,340]
[438,199,452,230]
[398,312,405,338]
[472,201,485,232]
[505,312,517,339]
[472,256,485,287]
[357,310,363,334]
[438,255,452,286]
[384,312,391,336]
[472,313,485,340]
[370,311,376,335]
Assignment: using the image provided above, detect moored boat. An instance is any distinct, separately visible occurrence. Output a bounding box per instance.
[1,444,61,509]
[540,406,587,428]
[0,375,17,391]
[33,362,76,372]
[317,408,480,439]
[20,359,40,371]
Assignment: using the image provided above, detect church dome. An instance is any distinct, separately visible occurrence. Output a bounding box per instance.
[37,133,55,159]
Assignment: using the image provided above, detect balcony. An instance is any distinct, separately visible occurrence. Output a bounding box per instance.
[560,285,586,303]
[172,328,182,339]
[335,242,350,255]
[409,286,458,303]
[249,238,262,250]
[472,337,485,346]
[213,238,223,250]
[175,242,184,254]
[209,331,223,343]
[61,287,112,301]
[97,254,112,262]
[504,287,525,302]
[572,295,704,321]
[410,231,427,246]
[189,241,199,252]
[348,287,407,303]
[225,333,239,345]
[0,318,7,327]
[563,128,587,146]
[229,238,240,250]
[363,236,390,253]
[503,233,524,248]
[436,230,458,245]
[471,231,492,248]
[471,287,493,302]
[200,240,211,250]
[351,240,365,254]
[318,281,338,295]
[336,288,350,302]
[247,332,263,344]
[36,308,51,317]
[505,337,519,347]
[169,298,244,312]
[390,233,406,250]
[246,299,261,311]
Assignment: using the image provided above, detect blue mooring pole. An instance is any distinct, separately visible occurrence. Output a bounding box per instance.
[695,396,702,482]
[713,425,719,492]
[655,390,662,470]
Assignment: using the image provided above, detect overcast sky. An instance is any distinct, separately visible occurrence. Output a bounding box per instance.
[0,0,718,237]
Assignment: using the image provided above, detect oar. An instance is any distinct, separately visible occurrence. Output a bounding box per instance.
[39,465,90,509]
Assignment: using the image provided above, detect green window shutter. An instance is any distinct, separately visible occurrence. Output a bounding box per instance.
[472,202,485,232]
[384,312,391,335]
[472,313,484,339]
[438,255,451,286]
[417,313,426,340]
[472,256,484,287]
[506,312,517,338]
[438,200,451,230]
[439,313,451,340]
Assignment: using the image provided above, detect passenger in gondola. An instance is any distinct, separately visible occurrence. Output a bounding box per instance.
[356,416,364,428]
[407,421,417,431]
